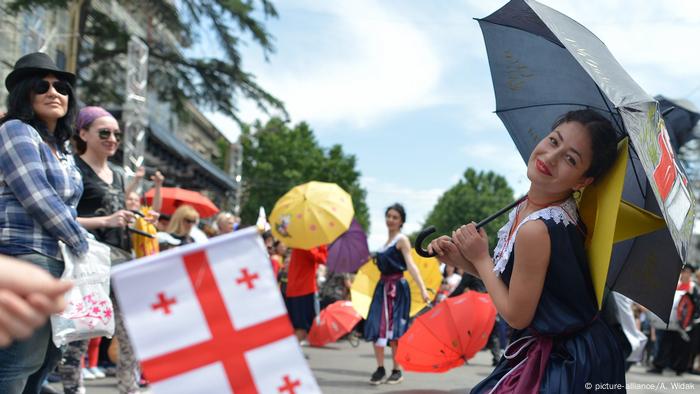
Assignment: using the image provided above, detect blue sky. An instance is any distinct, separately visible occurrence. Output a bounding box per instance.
[202,0,700,250]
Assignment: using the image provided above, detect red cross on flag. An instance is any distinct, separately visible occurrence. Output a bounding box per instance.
[112,228,321,394]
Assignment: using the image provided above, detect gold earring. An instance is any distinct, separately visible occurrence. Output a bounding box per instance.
[572,189,582,201]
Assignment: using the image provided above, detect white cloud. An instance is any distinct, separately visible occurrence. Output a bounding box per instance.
[541,1,700,98]
[362,176,446,250]
[238,0,444,129]
[459,141,529,196]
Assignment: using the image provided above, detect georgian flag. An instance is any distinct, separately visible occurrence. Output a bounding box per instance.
[112,228,320,394]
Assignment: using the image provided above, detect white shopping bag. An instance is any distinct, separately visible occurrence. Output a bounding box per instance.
[51,239,114,346]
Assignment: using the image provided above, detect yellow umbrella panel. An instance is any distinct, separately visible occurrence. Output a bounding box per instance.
[130,206,159,257]
[350,249,441,318]
[579,138,665,308]
[270,181,354,250]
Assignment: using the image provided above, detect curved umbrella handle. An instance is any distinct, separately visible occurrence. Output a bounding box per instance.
[415,226,438,258]
[130,209,145,218]
[414,196,527,259]
[127,227,156,238]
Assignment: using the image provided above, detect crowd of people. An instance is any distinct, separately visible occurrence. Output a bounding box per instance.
[1,51,700,394]
[0,53,245,394]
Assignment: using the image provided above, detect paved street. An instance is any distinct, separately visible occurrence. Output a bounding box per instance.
[60,339,700,393]
[306,341,700,394]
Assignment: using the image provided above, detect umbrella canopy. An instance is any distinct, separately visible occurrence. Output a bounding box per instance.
[327,219,370,274]
[396,291,497,372]
[656,95,700,152]
[144,187,219,218]
[307,300,362,347]
[350,249,441,319]
[269,181,354,250]
[130,206,159,257]
[478,0,696,322]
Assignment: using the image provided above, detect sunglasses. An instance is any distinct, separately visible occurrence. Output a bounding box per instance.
[184,218,198,224]
[97,128,122,142]
[33,80,71,96]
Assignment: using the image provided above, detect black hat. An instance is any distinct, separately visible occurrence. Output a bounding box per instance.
[5,52,76,92]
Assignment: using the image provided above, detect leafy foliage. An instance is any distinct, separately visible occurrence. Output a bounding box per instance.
[6,0,285,122]
[419,168,515,250]
[239,117,370,231]
[213,136,231,171]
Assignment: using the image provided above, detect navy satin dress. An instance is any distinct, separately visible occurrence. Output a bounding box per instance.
[471,218,626,393]
[364,236,411,344]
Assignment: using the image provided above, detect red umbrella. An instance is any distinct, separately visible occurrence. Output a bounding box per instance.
[144,187,219,218]
[308,301,361,347]
[396,291,497,372]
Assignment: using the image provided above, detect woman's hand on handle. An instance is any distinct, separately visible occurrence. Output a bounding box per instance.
[452,223,491,270]
[429,235,481,278]
[420,287,431,304]
[106,210,135,228]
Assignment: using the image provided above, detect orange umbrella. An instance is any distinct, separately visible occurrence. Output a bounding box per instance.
[396,291,497,372]
[144,187,219,218]
[308,301,361,347]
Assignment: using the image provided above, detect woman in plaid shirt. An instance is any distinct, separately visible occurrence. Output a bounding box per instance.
[0,53,88,394]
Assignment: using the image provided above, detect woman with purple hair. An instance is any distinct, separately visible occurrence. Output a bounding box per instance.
[58,106,141,394]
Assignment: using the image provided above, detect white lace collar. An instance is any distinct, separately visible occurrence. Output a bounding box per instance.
[492,198,578,275]
[378,233,402,253]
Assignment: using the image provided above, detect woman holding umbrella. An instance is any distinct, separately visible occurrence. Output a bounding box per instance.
[366,203,430,385]
[58,106,141,394]
[430,110,626,393]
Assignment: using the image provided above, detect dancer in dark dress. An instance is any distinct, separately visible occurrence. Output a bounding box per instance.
[430,110,626,393]
[365,203,431,385]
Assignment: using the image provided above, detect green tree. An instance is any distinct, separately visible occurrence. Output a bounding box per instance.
[419,168,514,250]
[239,117,370,231]
[6,0,285,122]
[213,136,230,171]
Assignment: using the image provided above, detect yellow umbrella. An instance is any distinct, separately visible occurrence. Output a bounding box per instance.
[270,181,354,250]
[579,138,665,308]
[130,206,159,257]
[350,249,441,319]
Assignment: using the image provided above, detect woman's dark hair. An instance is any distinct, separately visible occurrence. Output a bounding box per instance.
[385,203,406,227]
[262,230,274,242]
[0,73,77,153]
[72,130,87,155]
[551,109,618,180]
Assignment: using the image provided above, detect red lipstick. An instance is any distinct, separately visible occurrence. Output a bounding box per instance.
[536,159,552,176]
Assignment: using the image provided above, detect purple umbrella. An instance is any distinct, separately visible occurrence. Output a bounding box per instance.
[327,219,369,273]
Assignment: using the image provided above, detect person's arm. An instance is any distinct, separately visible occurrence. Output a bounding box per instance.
[0,122,87,255]
[452,221,550,329]
[151,170,164,212]
[0,254,73,347]
[124,166,144,198]
[310,245,328,265]
[77,209,134,230]
[397,235,431,303]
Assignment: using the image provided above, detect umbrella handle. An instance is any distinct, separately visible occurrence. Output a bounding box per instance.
[414,196,527,258]
[127,227,156,238]
[415,226,438,258]
[130,209,145,218]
